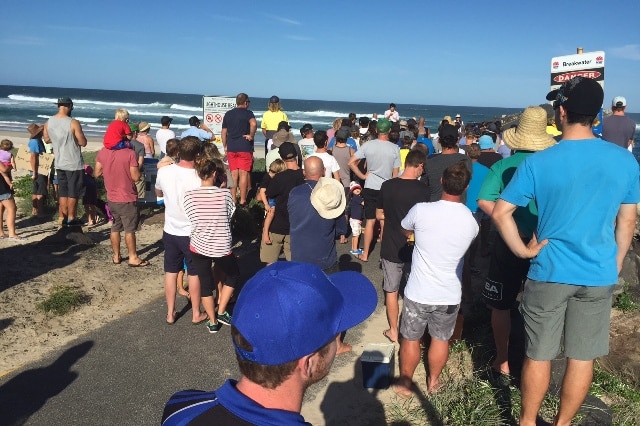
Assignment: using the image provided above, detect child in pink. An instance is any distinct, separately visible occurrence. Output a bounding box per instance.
[0,139,16,189]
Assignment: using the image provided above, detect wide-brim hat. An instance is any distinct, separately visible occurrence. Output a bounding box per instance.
[503,106,557,152]
[311,177,346,219]
[138,121,151,132]
[27,123,44,138]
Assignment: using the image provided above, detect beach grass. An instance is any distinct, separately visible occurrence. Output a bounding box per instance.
[37,285,91,316]
[385,340,640,425]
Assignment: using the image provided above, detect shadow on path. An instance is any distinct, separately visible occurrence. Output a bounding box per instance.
[0,341,94,425]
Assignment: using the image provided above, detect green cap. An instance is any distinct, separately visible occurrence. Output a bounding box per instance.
[129,123,139,132]
[376,118,391,133]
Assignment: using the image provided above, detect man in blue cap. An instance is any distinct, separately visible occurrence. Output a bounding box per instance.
[162,262,377,425]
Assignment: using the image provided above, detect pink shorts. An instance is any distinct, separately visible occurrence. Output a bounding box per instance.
[227,152,253,172]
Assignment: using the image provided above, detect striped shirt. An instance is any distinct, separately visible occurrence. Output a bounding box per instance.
[183,186,236,258]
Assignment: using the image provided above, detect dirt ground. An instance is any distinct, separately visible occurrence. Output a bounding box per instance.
[1,205,639,411]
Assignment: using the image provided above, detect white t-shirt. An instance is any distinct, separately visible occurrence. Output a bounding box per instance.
[401,200,478,305]
[156,128,176,155]
[384,109,400,122]
[298,138,316,159]
[155,164,201,236]
[308,152,340,178]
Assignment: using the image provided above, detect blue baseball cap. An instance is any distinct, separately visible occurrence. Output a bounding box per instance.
[231,262,377,365]
[478,135,494,150]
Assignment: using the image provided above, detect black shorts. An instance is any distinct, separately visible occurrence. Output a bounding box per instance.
[32,174,48,196]
[482,233,531,310]
[191,252,239,297]
[362,188,379,220]
[163,232,197,275]
[57,169,85,198]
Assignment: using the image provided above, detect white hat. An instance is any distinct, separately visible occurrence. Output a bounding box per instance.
[349,181,362,192]
[455,114,461,118]
[310,177,346,219]
[612,96,627,108]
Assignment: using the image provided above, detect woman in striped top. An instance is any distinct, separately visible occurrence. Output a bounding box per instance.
[183,156,238,333]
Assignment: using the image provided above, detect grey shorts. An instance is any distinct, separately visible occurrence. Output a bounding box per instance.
[381,258,404,293]
[108,201,140,233]
[400,297,459,341]
[520,279,615,361]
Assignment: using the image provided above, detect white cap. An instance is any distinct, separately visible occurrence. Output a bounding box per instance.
[455,114,461,118]
[612,96,627,107]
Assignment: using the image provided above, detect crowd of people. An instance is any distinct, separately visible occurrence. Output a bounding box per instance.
[0,80,638,425]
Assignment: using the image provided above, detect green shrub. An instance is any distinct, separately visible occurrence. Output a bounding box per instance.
[37,285,90,316]
[614,283,639,312]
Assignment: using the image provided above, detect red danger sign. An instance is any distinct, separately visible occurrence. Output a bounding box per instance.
[553,70,602,83]
[205,113,214,122]
[214,113,223,124]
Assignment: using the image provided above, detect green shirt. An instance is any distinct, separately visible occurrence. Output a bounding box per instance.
[477,151,538,238]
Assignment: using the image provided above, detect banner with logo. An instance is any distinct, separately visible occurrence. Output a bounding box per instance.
[550,51,605,135]
[550,51,605,90]
[203,96,236,154]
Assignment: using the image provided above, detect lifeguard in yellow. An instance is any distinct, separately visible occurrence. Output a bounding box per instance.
[261,96,289,153]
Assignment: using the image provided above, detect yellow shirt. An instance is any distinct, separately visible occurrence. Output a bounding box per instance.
[546,125,562,136]
[261,110,289,131]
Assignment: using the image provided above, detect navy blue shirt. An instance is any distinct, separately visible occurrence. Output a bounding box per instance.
[162,379,310,425]
[222,107,256,153]
[288,180,348,270]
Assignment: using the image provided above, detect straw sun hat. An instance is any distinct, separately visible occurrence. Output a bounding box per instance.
[503,106,557,151]
[310,177,346,219]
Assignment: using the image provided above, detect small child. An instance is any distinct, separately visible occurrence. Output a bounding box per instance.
[157,138,180,169]
[399,131,413,171]
[82,165,99,226]
[258,159,287,245]
[349,181,364,256]
[0,139,16,190]
[103,109,133,150]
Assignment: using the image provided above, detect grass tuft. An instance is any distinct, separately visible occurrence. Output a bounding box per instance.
[37,285,90,316]
[613,283,639,312]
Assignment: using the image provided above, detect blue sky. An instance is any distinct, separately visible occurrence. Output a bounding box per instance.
[1,0,639,111]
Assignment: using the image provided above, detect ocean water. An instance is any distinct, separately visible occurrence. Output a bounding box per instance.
[2,85,638,161]
[0,85,526,142]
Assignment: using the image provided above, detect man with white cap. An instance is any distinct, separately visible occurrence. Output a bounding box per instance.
[161,261,377,425]
[477,106,557,383]
[602,96,636,151]
[492,76,639,426]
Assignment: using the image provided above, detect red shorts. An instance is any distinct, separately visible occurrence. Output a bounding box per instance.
[227,152,253,172]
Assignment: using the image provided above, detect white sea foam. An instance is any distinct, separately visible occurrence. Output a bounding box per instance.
[8,94,170,109]
[170,104,201,112]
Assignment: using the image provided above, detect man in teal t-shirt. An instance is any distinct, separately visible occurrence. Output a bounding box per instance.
[493,77,640,426]
[476,106,557,381]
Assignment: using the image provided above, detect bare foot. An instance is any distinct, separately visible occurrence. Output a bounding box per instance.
[356,253,368,262]
[166,311,177,324]
[178,287,190,298]
[192,312,208,324]
[383,329,398,343]
[427,377,443,394]
[336,342,352,354]
[392,378,414,398]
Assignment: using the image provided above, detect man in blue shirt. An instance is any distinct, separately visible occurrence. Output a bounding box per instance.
[493,76,640,426]
[162,262,376,426]
[181,116,215,142]
[288,156,347,274]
